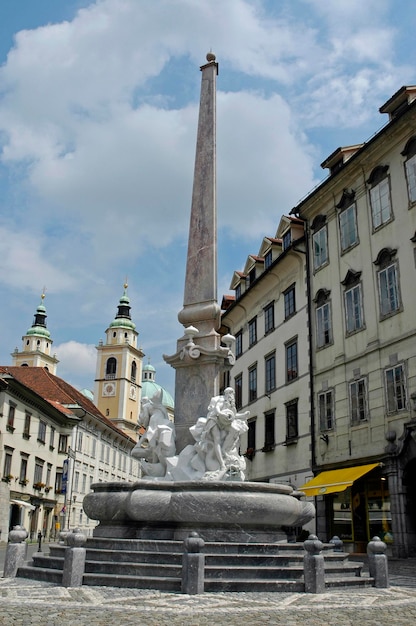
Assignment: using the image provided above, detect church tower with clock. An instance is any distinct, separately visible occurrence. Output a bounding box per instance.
[94,283,144,440]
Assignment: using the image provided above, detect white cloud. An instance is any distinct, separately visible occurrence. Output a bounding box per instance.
[54,340,96,388]
[0,226,77,292]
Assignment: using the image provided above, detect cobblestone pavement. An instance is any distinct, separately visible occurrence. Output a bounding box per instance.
[0,559,415,625]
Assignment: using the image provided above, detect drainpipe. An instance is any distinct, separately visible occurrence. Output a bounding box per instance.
[293,222,316,472]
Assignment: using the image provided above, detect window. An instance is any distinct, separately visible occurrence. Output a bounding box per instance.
[403,137,416,203]
[264,250,273,269]
[286,340,298,382]
[76,430,83,452]
[264,302,274,334]
[385,364,407,413]
[315,288,332,348]
[313,226,328,270]
[23,412,31,439]
[105,357,117,379]
[284,284,296,319]
[265,353,276,394]
[282,230,291,250]
[248,365,257,402]
[263,411,275,451]
[34,459,44,485]
[378,263,400,317]
[248,267,256,286]
[58,434,68,454]
[74,471,80,492]
[248,317,257,347]
[339,203,358,251]
[49,426,55,450]
[38,420,47,444]
[82,474,87,493]
[131,361,137,382]
[55,471,63,493]
[19,457,28,484]
[350,378,368,424]
[235,330,243,358]
[46,463,52,487]
[344,284,364,333]
[285,399,298,442]
[319,390,334,431]
[7,403,16,432]
[234,374,243,410]
[368,165,392,229]
[91,438,97,458]
[247,419,256,454]
[235,283,241,300]
[100,442,105,462]
[3,448,13,479]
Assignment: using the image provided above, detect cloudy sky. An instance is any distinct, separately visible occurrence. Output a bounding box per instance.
[0,0,414,397]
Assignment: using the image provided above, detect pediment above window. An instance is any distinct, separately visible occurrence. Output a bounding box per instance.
[336,188,356,210]
[367,165,389,187]
[341,269,362,287]
[374,247,397,267]
[313,288,331,305]
[311,214,326,232]
[401,136,416,158]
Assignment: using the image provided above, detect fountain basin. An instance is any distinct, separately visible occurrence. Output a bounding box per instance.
[83,480,315,542]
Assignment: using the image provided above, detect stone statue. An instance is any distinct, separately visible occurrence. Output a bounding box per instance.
[131,390,176,477]
[164,387,250,482]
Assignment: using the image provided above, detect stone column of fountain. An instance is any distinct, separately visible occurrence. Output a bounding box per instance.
[83,53,315,542]
[164,53,234,453]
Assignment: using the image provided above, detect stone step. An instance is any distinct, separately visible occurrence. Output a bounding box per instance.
[325,576,374,588]
[82,572,181,591]
[204,578,305,592]
[85,560,181,578]
[17,565,63,585]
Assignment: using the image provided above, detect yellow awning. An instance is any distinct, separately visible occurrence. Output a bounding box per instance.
[298,463,380,497]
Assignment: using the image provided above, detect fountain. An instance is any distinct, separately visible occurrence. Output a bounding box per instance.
[83,53,315,544]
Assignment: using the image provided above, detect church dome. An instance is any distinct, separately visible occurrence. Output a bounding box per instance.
[141,363,174,409]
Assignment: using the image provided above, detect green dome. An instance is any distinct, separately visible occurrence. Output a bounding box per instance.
[141,380,174,409]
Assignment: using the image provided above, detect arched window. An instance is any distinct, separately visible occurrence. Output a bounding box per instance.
[131,361,137,382]
[105,357,117,379]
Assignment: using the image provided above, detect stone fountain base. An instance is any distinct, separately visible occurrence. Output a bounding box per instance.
[83,480,315,543]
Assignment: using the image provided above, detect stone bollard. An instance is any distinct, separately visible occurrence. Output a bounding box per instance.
[367,536,389,588]
[182,532,205,594]
[329,535,344,552]
[62,528,87,587]
[58,530,70,545]
[303,534,325,594]
[3,526,28,578]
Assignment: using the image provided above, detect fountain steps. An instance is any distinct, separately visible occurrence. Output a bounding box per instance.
[17,538,373,591]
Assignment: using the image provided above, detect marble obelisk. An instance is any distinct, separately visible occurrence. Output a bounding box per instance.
[164,53,234,452]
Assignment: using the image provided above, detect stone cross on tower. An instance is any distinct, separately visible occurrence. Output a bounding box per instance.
[164,53,235,452]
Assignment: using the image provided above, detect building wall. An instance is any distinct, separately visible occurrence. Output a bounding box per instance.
[222,219,313,502]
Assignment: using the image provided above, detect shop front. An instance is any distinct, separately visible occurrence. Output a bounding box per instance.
[299,463,392,553]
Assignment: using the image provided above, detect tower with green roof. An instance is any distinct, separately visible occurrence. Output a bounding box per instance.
[94,283,144,440]
[12,293,59,374]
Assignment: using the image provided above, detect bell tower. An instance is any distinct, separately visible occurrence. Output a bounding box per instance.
[94,283,144,439]
[12,292,59,374]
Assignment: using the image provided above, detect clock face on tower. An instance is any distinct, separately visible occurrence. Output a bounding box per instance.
[129,385,137,400]
[103,382,116,397]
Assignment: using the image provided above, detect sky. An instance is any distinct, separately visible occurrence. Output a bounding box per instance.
[0,0,415,398]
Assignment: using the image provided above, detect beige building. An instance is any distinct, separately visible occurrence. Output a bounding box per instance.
[291,86,416,557]
[221,215,313,521]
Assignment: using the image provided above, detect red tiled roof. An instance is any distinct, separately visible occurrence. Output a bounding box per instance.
[0,366,132,441]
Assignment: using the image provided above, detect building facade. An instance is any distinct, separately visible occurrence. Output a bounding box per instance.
[221,215,313,521]
[222,85,416,556]
[291,86,416,556]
